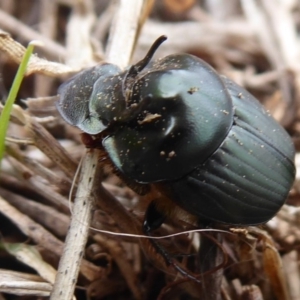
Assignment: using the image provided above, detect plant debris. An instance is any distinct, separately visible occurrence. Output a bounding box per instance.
[0,1,300,299]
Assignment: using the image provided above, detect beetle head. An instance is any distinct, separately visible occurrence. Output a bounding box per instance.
[57,36,168,135]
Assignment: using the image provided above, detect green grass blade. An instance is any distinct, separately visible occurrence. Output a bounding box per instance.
[0,41,38,166]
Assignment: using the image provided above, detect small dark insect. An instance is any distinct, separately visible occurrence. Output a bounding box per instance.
[57,35,295,275]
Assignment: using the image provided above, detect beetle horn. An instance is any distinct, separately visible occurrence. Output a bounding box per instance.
[133,35,167,72]
[122,35,167,103]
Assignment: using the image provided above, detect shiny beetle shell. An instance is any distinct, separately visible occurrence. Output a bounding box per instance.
[57,36,295,225]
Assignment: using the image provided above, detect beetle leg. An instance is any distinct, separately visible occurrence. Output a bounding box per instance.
[143,201,201,283]
[143,200,166,232]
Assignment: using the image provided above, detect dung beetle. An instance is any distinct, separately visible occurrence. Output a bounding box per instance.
[57,36,295,231]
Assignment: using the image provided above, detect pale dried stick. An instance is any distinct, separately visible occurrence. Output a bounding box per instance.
[261,0,300,71]
[65,0,96,69]
[50,1,146,299]
[35,1,58,97]
[240,0,285,69]
[240,0,296,126]
[282,251,300,299]
[0,31,73,76]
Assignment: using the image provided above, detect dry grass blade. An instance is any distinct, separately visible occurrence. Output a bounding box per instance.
[0,187,69,238]
[0,0,299,299]
[4,242,56,284]
[0,195,101,282]
[249,227,290,300]
[0,30,74,76]
[65,0,97,68]
[26,117,78,178]
[0,270,52,296]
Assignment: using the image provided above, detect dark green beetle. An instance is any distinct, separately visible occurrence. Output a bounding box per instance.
[57,36,295,228]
